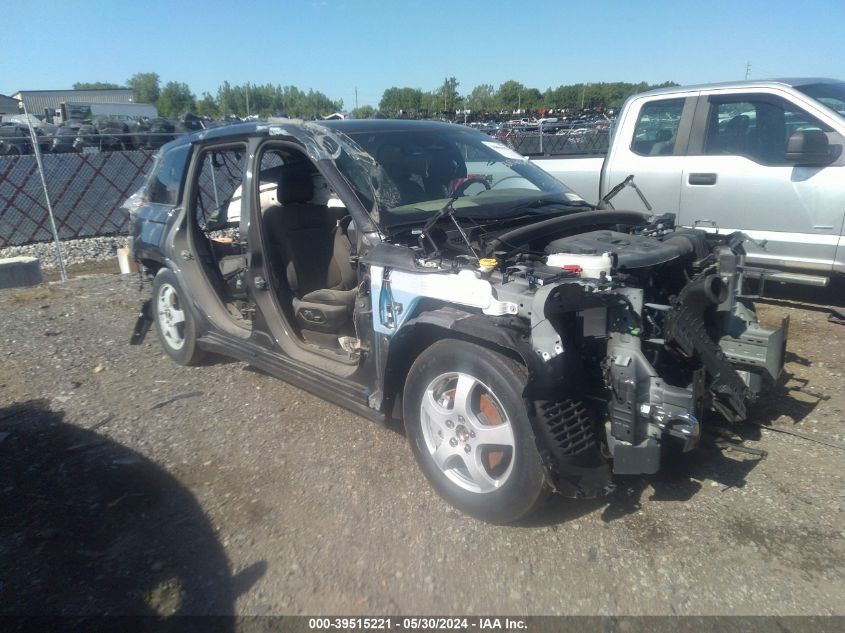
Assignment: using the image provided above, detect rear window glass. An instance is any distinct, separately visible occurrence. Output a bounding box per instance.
[147,144,190,205]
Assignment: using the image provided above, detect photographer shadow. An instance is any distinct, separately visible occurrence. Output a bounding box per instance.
[0,399,265,618]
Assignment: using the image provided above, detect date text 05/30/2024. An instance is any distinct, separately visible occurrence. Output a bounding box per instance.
[308,618,528,630]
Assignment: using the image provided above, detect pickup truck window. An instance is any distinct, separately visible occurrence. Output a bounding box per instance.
[631,99,684,157]
[703,95,834,165]
[795,82,845,121]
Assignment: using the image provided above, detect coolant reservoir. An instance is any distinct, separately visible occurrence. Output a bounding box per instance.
[546,252,612,278]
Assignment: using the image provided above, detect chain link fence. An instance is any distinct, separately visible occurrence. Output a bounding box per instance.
[0,149,155,246]
[498,128,610,157]
[0,126,609,250]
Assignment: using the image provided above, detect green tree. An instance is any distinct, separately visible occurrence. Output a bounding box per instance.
[214,82,339,118]
[497,80,526,113]
[127,72,161,105]
[302,89,342,118]
[520,88,542,112]
[379,87,424,116]
[217,81,243,115]
[438,76,461,116]
[156,81,195,117]
[196,92,219,117]
[350,105,375,119]
[542,81,679,112]
[466,84,496,116]
[72,81,122,90]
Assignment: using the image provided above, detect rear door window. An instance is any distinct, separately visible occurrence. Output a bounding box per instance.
[631,99,685,156]
[194,145,249,232]
[702,94,835,165]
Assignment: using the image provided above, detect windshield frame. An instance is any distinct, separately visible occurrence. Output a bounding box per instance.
[326,122,586,232]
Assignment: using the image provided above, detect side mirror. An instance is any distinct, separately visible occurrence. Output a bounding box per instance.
[785,129,830,165]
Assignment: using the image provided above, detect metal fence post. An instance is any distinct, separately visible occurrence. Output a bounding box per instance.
[22,102,67,282]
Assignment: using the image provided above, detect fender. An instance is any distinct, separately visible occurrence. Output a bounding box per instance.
[377,307,536,413]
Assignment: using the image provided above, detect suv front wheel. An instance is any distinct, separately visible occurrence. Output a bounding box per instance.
[403,340,549,523]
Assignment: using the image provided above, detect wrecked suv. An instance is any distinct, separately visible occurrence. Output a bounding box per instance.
[127,120,787,523]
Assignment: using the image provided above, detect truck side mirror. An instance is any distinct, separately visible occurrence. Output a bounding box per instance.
[785,129,831,165]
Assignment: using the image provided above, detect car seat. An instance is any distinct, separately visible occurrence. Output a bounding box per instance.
[424,146,467,197]
[376,145,428,206]
[649,128,675,155]
[263,163,357,338]
[721,115,750,155]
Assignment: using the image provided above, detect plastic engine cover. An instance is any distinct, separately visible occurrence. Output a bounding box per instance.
[545,230,682,270]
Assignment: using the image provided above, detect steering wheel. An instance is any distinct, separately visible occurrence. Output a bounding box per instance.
[452,175,491,197]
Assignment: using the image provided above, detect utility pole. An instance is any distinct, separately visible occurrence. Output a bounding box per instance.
[246,82,250,116]
[355,86,358,111]
[745,62,751,80]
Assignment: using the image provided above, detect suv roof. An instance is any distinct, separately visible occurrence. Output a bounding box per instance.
[156,118,463,155]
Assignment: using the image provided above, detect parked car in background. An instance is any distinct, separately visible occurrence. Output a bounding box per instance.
[534,78,845,286]
[127,119,785,523]
[0,123,32,155]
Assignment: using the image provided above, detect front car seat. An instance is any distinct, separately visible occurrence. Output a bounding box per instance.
[376,145,428,206]
[649,128,675,155]
[263,163,357,337]
[424,145,466,198]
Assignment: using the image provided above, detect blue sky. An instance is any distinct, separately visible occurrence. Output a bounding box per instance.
[3,0,843,108]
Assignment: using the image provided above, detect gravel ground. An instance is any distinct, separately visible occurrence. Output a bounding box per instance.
[0,235,129,270]
[0,274,843,616]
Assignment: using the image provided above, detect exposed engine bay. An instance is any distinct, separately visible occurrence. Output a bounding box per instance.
[374,209,787,483]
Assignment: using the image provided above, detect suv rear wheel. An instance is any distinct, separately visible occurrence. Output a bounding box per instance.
[152,269,205,366]
[403,340,549,523]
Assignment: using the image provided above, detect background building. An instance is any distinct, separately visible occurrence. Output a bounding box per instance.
[0,94,20,115]
[11,88,135,117]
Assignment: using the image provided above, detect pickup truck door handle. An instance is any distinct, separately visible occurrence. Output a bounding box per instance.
[688,173,718,186]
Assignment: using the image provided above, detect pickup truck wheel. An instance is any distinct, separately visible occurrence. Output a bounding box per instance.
[403,340,549,523]
[152,269,205,366]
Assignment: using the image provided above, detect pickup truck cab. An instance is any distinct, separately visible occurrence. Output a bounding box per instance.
[535,79,845,286]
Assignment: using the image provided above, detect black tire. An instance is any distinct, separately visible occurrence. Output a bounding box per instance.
[403,340,549,523]
[100,136,125,152]
[151,268,206,366]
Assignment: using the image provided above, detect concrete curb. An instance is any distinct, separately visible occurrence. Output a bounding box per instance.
[0,256,43,290]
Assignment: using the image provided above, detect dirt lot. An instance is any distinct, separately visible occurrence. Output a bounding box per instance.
[1,274,843,616]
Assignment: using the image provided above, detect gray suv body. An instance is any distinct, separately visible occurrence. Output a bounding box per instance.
[127,119,786,523]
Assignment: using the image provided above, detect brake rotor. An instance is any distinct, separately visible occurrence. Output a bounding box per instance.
[478,392,506,471]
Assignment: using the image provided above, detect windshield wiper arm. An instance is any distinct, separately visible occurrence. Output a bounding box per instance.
[417,193,458,251]
[419,193,480,263]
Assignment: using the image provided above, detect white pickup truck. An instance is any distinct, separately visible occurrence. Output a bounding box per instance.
[534,78,845,286]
